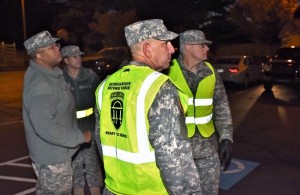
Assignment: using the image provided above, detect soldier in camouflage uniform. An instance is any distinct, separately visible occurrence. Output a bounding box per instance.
[22,31,91,194]
[168,30,233,195]
[95,19,202,195]
[61,45,103,195]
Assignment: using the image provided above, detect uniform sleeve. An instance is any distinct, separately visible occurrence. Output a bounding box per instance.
[213,71,234,142]
[148,80,202,195]
[27,82,84,148]
[94,106,103,157]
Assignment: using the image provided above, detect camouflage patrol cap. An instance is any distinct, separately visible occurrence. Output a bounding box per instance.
[124,19,178,46]
[180,30,212,46]
[61,45,84,58]
[24,31,59,55]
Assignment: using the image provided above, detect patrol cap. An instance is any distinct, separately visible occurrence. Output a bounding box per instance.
[24,31,59,55]
[180,30,212,46]
[124,19,178,46]
[61,45,84,58]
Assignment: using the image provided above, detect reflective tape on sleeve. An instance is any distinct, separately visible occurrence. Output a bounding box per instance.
[76,108,94,119]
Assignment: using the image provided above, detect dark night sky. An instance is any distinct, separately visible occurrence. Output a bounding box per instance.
[0,0,23,45]
[0,0,57,48]
[2,0,298,49]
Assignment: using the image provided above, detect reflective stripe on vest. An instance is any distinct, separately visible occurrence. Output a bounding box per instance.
[97,71,163,164]
[192,98,213,106]
[186,98,213,124]
[186,114,213,124]
[76,107,93,119]
[97,79,106,110]
[169,59,216,138]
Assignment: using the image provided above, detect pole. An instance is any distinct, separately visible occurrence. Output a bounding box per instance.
[21,0,26,41]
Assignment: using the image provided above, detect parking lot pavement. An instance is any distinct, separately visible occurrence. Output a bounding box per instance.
[0,109,35,195]
[0,50,27,72]
[0,155,36,195]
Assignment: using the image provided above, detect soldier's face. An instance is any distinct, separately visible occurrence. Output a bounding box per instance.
[64,55,82,69]
[186,43,209,61]
[148,40,175,71]
[36,43,62,67]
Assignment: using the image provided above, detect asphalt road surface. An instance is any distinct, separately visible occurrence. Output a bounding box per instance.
[0,71,300,195]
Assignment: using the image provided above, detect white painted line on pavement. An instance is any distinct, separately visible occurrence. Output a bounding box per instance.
[222,159,245,174]
[14,187,36,195]
[0,120,23,126]
[0,155,36,194]
[0,155,29,166]
[6,162,32,168]
[0,175,36,183]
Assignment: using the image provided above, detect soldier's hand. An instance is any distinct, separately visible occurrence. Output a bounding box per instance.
[83,131,92,143]
[219,139,233,171]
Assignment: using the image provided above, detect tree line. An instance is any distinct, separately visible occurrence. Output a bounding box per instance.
[0,0,298,51]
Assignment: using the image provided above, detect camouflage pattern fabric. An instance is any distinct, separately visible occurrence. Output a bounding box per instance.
[72,139,104,188]
[94,108,102,156]
[124,19,178,46]
[176,55,233,195]
[24,31,59,55]
[61,45,84,58]
[179,30,212,46]
[102,187,115,195]
[32,160,73,195]
[194,154,220,195]
[148,79,202,195]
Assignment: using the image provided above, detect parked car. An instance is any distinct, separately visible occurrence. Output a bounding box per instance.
[262,46,300,91]
[82,47,131,80]
[213,55,263,88]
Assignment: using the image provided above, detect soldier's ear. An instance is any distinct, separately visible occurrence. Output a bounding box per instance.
[63,57,69,65]
[35,52,43,60]
[185,44,192,53]
[143,42,152,58]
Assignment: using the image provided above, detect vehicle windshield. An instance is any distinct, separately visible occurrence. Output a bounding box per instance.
[96,48,128,59]
[275,48,300,60]
[97,49,114,56]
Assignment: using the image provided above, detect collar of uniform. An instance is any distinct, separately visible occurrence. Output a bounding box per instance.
[177,55,213,77]
[127,61,153,69]
[62,66,86,80]
[29,59,63,78]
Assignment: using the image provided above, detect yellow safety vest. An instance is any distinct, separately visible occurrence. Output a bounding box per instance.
[96,65,170,195]
[169,59,216,138]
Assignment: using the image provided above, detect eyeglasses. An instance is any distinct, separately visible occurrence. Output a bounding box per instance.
[188,43,209,48]
[37,43,61,53]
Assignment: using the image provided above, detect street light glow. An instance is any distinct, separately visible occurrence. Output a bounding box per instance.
[21,0,26,41]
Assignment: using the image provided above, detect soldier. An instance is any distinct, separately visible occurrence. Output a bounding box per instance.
[95,19,202,195]
[168,30,233,195]
[61,45,104,195]
[22,31,91,194]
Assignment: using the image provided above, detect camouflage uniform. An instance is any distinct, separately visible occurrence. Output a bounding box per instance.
[23,31,86,194]
[32,160,73,195]
[61,46,104,194]
[95,19,202,195]
[71,139,103,189]
[173,30,233,195]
